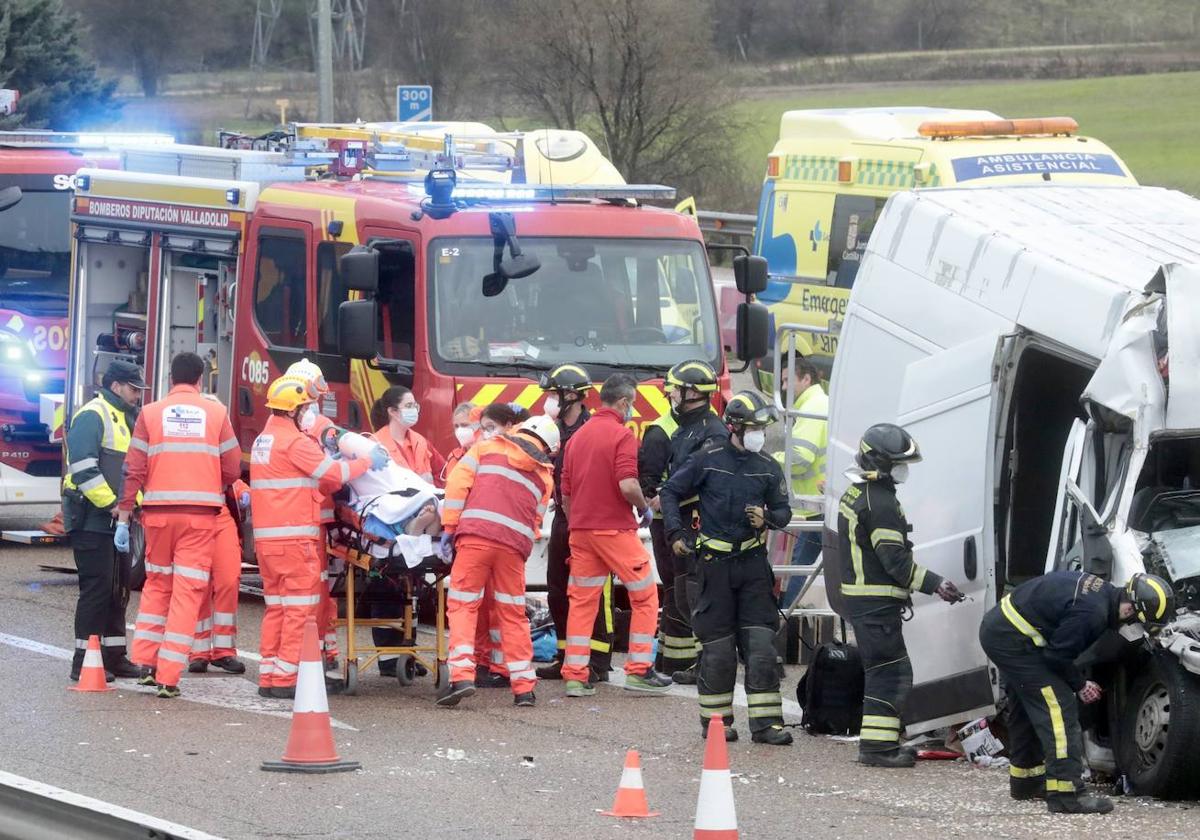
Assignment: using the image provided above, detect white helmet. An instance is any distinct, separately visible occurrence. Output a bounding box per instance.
[286,358,328,396]
[518,415,560,454]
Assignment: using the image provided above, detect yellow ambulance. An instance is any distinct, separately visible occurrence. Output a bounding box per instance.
[753,107,1137,373]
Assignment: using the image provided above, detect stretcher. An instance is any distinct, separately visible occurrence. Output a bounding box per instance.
[326,502,450,695]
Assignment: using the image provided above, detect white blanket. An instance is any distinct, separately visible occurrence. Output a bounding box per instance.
[347,462,440,568]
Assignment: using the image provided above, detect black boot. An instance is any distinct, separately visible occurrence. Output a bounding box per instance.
[751,725,793,746]
[700,722,739,742]
[513,691,536,707]
[106,657,149,679]
[535,657,564,680]
[475,670,511,688]
[1046,792,1113,814]
[209,656,246,674]
[671,663,698,685]
[1010,776,1046,801]
[858,749,916,768]
[435,680,476,707]
[188,659,209,673]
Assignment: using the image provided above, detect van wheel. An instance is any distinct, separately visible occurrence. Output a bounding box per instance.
[1119,653,1200,798]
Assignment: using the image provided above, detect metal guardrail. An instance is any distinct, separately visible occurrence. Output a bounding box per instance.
[696,210,755,252]
[0,770,224,840]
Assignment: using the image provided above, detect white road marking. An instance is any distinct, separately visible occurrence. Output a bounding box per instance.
[0,632,355,731]
[0,769,226,840]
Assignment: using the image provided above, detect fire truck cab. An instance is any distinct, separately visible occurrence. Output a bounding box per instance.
[65,124,748,577]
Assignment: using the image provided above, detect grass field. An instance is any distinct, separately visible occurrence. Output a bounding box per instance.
[731,71,1200,204]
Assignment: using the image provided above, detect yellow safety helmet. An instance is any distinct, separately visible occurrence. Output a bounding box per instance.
[666,360,718,394]
[286,358,328,396]
[265,374,319,412]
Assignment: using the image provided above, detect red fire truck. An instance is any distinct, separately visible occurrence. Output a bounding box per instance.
[0,131,170,506]
[64,123,765,523]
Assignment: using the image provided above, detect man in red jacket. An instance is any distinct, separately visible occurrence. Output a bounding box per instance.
[560,374,671,697]
[437,415,559,708]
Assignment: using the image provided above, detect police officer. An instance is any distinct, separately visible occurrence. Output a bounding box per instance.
[62,360,149,682]
[979,570,1174,814]
[837,423,962,767]
[639,359,727,682]
[661,390,793,745]
[535,364,614,682]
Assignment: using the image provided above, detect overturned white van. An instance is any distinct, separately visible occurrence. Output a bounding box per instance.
[824,184,1200,798]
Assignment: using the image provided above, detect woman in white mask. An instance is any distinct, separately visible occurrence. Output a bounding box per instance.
[441,402,480,484]
[372,385,445,485]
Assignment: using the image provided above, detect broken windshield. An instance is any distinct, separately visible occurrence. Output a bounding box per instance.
[428,236,721,375]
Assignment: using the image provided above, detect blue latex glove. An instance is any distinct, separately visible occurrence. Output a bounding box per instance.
[639,506,654,527]
[114,521,130,552]
[438,531,454,561]
[369,445,389,471]
[239,490,251,511]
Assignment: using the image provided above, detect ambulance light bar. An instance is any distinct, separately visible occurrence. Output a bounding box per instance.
[917,117,1078,139]
[410,182,677,202]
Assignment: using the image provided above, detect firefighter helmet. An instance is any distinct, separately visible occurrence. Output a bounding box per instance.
[665,360,718,394]
[265,374,318,412]
[1126,573,1175,626]
[539,364,591,394]
[286,358,328,396]
[723,390,777,428]
[855,423,922,475]
[518,414,561,454]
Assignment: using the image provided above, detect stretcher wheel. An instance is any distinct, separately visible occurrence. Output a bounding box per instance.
[436,662,449,689]
[396,655,416,686]
[343,660,358,696]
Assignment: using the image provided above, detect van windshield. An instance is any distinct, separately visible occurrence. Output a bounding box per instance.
[428,237,721,374]
[0,191,71,316]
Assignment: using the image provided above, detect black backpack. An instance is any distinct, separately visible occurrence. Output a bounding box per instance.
[796,641,864,735]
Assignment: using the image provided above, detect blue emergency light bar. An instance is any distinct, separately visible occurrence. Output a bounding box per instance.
[407,181,677,202]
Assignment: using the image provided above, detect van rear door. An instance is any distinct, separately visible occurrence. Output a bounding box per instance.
[894,331,1009,733]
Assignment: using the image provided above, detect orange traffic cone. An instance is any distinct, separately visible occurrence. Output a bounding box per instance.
[262,617,360,774]
[694,714,738,839]
[601,749,660,818]
[69,634,114,693]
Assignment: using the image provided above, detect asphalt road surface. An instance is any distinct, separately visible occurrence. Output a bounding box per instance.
[1,505,1196,839]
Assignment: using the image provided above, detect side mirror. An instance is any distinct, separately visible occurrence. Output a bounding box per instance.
[340,245,379,293]
[0,186,22,213]
[501,251,540,280]
[733,254,768,295]
[736,302,770,361]
[338,299,377,359]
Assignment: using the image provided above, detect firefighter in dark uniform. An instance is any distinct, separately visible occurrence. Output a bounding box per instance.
[838,423,962,767]
[61,360,150,682]
[661,390,793,745]
[639,359,728,683]
[535,364,615,682]
[979,570,1174,814]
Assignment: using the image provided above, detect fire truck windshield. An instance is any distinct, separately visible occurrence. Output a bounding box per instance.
[429,237,721,375]
[0,190,71,316]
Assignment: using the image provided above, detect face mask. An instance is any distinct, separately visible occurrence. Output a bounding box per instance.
[742,428,766,453]
[454,425,476,447]
[299,403,319,432]
[890,463,910,484]
[399,406,419,426]
[623,401,634,422]
[544,395,560,420]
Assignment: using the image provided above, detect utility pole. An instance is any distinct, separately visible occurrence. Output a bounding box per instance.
[316,0,334,122]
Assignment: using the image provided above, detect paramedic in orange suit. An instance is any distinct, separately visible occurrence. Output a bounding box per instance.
[287,358,343,668]
[250,374,384,699]
[370,384,446,675]
[436,415,559,708]
[119,352,242,698]
[188,478,249,675]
